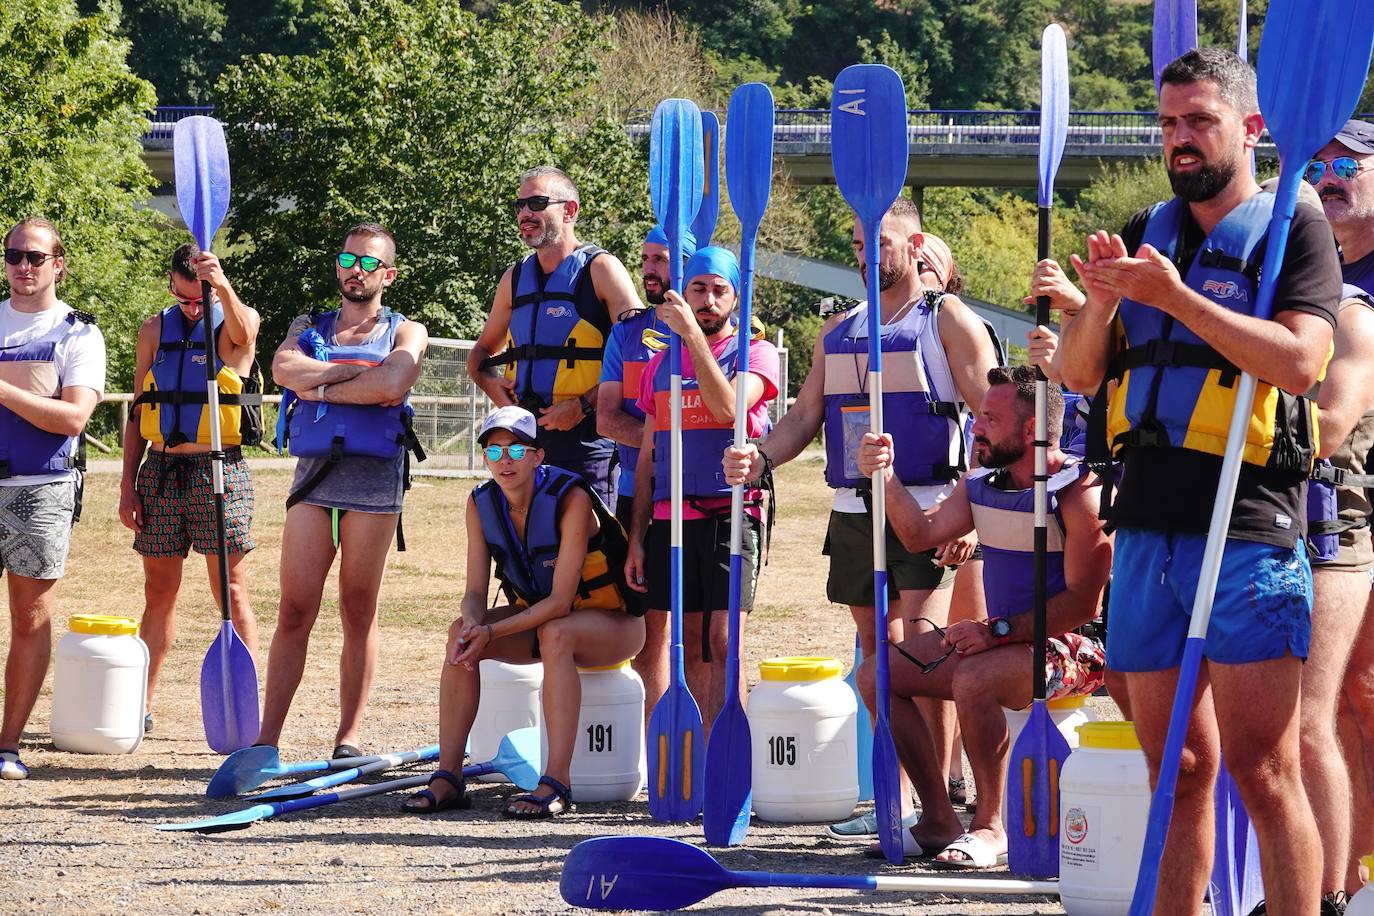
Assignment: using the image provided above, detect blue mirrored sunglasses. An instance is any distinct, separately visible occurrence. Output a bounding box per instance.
[484,443,530,462]
[1304,157,1367,185]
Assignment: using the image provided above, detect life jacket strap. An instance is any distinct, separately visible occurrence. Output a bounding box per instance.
[1311,462,1374,490]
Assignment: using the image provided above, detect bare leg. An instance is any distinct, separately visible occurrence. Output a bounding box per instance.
[633,610,669,729]
[1343,584,1374,894]
[256,505,336,747]
[204,549,258,657]
[1303,567,1367,894]
[682,613,714,737]
[1125,667,1221,916]
[901,586,956,805]
[138,556,185,715]
[946,560,985,793]
[333,510,398,750]
[1,574,57,750]
[1339,689,1372,895]
[851,600,916,815]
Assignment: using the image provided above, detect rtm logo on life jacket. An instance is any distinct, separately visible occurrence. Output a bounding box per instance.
[544,305,572,319]
[1202,279,1248,302]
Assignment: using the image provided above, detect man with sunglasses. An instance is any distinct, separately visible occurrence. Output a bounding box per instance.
[257,222,428,759]
[851,366,1109,865]
[0,218,106,780]
[468,166,643,508]
[119,242,262,736]
[1060,49,1340,911]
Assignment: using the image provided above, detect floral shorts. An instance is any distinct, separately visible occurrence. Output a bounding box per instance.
[133,448,254,558]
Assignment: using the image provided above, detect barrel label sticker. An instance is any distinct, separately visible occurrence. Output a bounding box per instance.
[1061,804,1098,871]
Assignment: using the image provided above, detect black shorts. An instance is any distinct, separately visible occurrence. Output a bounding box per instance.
[823,509,953,605]
[645,515,761,613]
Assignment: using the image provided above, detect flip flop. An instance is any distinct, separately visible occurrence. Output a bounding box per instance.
[929,832,1007,870]
[863,825,941,860]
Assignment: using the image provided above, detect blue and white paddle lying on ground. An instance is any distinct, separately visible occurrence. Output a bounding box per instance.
[207,744,387,797]
[1128,0,1374,911]
[253,744,440,800]
[166,729,541,832]
[559,836,1058,910]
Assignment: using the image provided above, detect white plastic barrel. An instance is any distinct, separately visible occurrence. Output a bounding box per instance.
[470,660,543,782]
[1349,856,1374,916]
[1059,721,1152,915]
[540,661,644,802]
[51,615,149,754]
[1001,696,1096,825]
[749,656,858,823]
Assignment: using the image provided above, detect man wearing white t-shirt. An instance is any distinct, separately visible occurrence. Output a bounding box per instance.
[0,218,107,781]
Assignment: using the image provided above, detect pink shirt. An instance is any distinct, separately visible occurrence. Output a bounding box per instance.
[637,333,780,520]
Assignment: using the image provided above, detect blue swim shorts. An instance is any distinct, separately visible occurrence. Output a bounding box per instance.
[1106,527,1311,672]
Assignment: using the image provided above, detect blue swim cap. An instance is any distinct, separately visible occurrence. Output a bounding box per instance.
[683,246,740,293]
[644,224,697,258]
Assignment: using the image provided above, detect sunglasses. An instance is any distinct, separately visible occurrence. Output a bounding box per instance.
[1304,156,1371,185]
[336,252,387,272]
[4,248,57,267]
[484,443,531,462]
[893,617,958,674]
[509,196,570,214]
[171,291,205,308]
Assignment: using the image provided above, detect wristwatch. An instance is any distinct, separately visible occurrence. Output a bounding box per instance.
[989,617,1013,643]
[578,393,595,417]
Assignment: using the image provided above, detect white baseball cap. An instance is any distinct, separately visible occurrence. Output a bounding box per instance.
[478,405,538,446]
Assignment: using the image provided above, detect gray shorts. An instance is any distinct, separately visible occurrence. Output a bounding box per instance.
[289,453,405,514]
[0,479,77,579]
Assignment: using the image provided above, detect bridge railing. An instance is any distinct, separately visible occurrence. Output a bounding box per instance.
[145,105,215,140]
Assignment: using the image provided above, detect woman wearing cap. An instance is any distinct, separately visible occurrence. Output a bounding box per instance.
[404,405,645,817]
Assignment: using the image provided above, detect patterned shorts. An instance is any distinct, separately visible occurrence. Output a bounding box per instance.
[0,480,77,579]
[999,631,1107,705]
[133,448,254,559]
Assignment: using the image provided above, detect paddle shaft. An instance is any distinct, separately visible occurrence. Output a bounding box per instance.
[1033,207,1051,700]
[202,277,233,628]
[257,744,439,799]
[1128,174,1301,916]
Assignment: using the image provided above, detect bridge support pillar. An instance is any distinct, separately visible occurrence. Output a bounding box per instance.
[908,185,925,222]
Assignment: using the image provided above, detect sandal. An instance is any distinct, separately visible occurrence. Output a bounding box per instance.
[504,775,574,819]
[332,744,363,760]
[402,769,471,814]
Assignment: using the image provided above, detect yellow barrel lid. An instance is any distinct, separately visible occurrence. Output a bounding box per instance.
[579,660,631,673]
[1047,695,1086,710]
[760,656,842,682]
[69,614,139,637]
[1362,853,1374,876]
[1077,721,1141,750]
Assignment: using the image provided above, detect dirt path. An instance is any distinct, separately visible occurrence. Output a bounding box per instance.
[2,460,1095,914]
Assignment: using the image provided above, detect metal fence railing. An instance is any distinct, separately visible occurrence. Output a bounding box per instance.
[144,106,215,141]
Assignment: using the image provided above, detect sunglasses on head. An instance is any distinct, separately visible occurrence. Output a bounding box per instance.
[484,443,531,462]
[4,248,57,267]
[336,252,387,272]
[509,195,570,214]
[1304,157,1370,185]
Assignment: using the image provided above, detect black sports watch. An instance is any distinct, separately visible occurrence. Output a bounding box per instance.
[989,617,1013,643]
[578,393,595,417]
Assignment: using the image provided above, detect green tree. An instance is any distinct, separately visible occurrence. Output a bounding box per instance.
[217,0,651,353]
[1,0,179,399]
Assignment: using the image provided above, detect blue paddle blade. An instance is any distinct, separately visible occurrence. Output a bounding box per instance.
[1038,24,1070,209]
[648,99,706,260]
[844,638,874,802]
[1209,762,1265,916]
[200,620,260,754]
[871,712,904,864]
[562,836,739,911]
[831,65,909,228]
[1152,0,1198,90]
[1237,0,1248,60]
[647,682,705,822]
[206,744,282,798]
[493,726,542,791]
[157,802,277,833]
[172,115,231,250]
[702,697,751,846]
[692,110,722,248]
[1007,702,1072,878]
[725,83,776,237]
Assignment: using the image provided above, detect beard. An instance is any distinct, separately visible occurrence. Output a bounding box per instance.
[522,219,562,249]
[975,436,1026,469]
[1167,149,1239,203]
[643,277,667,304]
[699,315,730,336]
[339,275,382,303]
[878,258,908,291]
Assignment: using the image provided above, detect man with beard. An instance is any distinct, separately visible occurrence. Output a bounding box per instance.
[723,199,999,838]
[624,247,779,729]
[256,222,429,757]
[120,242,262,737]
[597,225,694,722]
[850,366,1109,865]
[469,167,643,507]
[1060,48,1339,911]
[0,218,105,780]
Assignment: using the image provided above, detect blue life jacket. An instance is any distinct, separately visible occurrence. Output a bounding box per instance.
[0,310,94,479]
[136,304,263,448]
[472,464,638,615]
[821,293,967,489]
[483,245,610,410]
[285,309,417,460]
[610,308,667,493]
[966,456,1085,618]
[649,334,773,501]
[1061,390,1089,457]
[1096,194,1315,476]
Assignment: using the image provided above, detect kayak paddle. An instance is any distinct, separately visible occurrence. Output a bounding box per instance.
[254,744,440,799]
[1129,1,1374,911]
[174,115,260,755]
[646,97,706,823]
[692,109,721,248]
[830,62,910,865]
[844,634,874,802]
[1152,0,1198,90]
[208,745,386,798]
[702,82,774,847]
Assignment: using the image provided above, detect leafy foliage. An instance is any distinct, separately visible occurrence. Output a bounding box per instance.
[216,0,652,353]
[0,0,179,393]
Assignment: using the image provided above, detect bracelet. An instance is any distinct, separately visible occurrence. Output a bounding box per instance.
[485,623,494,643]
[317,384,327,402]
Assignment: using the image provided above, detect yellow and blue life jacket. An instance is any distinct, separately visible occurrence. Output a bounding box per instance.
[136,304,263,448]
[483,245,609,409]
